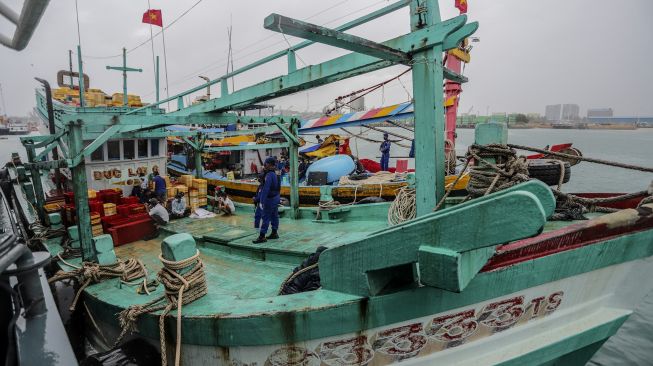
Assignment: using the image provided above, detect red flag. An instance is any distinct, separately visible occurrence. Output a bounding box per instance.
[142,9,163,27]
[455,0,467,14]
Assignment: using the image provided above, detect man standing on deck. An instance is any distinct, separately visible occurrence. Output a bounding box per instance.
[252,157,281,244]
[380,133,391,171]
[152,171,167,202]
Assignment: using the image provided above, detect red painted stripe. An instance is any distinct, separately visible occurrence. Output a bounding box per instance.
[481,205,653,272]
[311,116,332,128]
[360,107,382,120]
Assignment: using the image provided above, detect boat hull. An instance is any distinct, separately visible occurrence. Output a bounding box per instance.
[85,258,653,365]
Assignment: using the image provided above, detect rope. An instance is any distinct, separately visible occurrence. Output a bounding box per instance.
[508,144,653,173]
[48,258,148,311]
[316,186,359,220]
[388,186,416,225]
[466,144,530,197]
[116,250,207,366]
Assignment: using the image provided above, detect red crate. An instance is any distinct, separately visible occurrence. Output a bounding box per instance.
[120,196,139,205]
[128,204,146,215]
[107,218,156,246]
[117,204,131,216]
[88,201,104,217]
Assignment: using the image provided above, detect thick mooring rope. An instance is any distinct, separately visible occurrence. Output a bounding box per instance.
[466,144,530,197]
[116,250,207,366]
[48,258,148,311]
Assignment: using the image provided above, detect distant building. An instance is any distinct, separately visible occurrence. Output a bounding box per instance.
[545,104,562,121]
[587,108,613,118]
[561,104,580,121]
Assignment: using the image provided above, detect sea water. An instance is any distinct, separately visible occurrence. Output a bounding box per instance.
[2,129,652,364]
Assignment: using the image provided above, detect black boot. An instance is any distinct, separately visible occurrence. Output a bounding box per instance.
[252,234,267,244]
[267,230,279,240]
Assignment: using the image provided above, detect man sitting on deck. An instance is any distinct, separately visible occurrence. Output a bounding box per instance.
[171,192,190,219]
[216,190,236,216]
[252,157,281,244]
[146,198,169,226]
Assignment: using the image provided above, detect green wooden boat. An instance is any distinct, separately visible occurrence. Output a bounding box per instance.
[11,1,653,365]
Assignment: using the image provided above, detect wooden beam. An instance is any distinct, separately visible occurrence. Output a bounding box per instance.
[264,13,410,63]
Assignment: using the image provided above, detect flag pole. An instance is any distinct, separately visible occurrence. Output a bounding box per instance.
[161,22,171,111]
[146,1,157,98]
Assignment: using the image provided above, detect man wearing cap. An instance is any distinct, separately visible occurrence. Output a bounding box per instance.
[380,132,391,171]
[253,157,281,243]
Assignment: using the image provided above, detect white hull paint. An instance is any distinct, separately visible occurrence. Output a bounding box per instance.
[162,257,653,365]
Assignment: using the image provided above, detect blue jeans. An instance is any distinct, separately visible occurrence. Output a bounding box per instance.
[380,153,390,171]
[260,196,280,235]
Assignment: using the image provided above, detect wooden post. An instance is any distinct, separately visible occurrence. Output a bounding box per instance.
[68,120,95,261]
[288,119,300,219]
[410,0,445,217]
[25,145,46,223]
[194,134,203,179]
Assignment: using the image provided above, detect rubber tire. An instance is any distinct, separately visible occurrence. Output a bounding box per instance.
[527,159,571,186]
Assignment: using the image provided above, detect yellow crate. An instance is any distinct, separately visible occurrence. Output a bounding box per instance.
[198,197,207,206]
[167,186,177,197]
[189,188,199,197]
[176,185,188,193]
[180,175,194,187]
[192,178,207,188]
[88,189,97,199]
[44,203,62,213]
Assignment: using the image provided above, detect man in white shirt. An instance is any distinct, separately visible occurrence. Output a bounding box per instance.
[170,192,190,219]
[216,190,235,215]
[147,198,169,226]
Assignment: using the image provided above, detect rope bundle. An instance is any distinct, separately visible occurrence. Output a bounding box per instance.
[116,250,207,366]
[48,258,148,311]
[466,144,530,197]
[388,186,416,225]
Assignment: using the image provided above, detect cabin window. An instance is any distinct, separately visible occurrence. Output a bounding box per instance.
[137,139,148,158]
[90,143,104,161]
[123,140,135,160]
[107,141,120,161]
[150,139,159,157]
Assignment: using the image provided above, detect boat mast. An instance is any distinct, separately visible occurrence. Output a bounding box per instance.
[409,0,445,216]
[106,48,143,107]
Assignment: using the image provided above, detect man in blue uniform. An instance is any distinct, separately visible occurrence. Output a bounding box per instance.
[253,157,281,243]
[380,133,391,171]
[152,171,167,202]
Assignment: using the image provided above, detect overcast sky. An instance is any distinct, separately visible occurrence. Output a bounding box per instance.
[1,0,652,117]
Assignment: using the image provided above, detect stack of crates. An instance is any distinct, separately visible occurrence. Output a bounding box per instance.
[180,175,193,187]
[189,188,199,211]
[167,186,178,200]
[104,203,117,216]
[90,212,103,236]
[193,178,208,207]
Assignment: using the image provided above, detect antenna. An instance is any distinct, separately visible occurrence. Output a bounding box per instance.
[226,14,235,90]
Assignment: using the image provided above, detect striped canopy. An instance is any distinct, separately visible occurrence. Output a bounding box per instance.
[299,103,413,134]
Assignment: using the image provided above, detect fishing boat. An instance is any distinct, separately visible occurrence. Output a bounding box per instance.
[6,1,653,366]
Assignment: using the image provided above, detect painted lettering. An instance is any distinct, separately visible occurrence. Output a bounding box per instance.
[426,309,478,342]
[546,291,564,312]
[478,296,525,329]
[318,335,374,366]
[528,296,546,318]
[372,323,427,358]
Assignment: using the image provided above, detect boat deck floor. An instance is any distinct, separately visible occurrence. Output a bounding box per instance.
[45,208,601,318]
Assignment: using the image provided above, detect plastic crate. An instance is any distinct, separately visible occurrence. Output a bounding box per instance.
[107,218,155,247]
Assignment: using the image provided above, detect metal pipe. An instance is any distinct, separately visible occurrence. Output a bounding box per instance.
[0,0,50,51]
[0,2,19,24]
[199,75,210,99]
[34,77,63,194]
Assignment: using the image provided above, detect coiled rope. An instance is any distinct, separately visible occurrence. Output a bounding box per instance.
[466,144,531,197]
[116,250,207,366]
[388,186,415,225]
[48,258,148,311]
